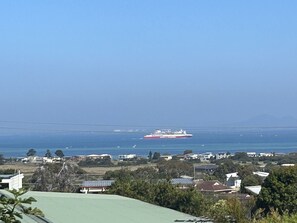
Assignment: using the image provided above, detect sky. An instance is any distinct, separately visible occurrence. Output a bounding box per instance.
[0,1,297,132]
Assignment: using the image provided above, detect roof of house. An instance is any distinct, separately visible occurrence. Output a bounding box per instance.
[81,180,115,188]
[171,178,194,185]
[194,165,218,171]
[0,190,214,223]
[245,185,262,195]
[196,181,232,192]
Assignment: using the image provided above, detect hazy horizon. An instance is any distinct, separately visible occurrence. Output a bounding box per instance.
[1,1,297,134]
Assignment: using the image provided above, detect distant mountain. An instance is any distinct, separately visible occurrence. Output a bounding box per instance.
[235,114,297,127]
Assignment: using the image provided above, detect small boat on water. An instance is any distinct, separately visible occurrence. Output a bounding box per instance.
[144,129,192,139]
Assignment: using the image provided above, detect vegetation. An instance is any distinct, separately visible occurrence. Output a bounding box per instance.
[55,149,64,158]
[108,179,207,217]
[30,163,84,192]
[0,189,43,223]
[26,149,36,157]
[44,149,52,158]
[256,166,297,215]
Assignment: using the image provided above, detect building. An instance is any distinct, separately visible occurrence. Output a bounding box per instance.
[225,172,241,189]
[0,190,214,223]
[215,152,230,160]
[196,180,232,193]
[118,154,137,161]
[87,154,112,160]
[80,180,115,193]
[246,152,257,157]
[0,172,24,190]
[245,185,262,195]
[171,178,194,189]
[160,155,173,161]
[199,152,214,161]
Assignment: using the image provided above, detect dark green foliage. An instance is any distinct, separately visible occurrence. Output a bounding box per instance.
[240,174,263,193]
[26,149,36,157]
[103,167,159,181]
[0,154,4,165]
[207,198,251,223]
[232,152,252,162]
[44,149,52,158]
[152,152,160,160]
[0,169,16,174]
[108,179,206,217]
[55,149,64,158]
[148,151,152,161]
[256,166,297,215]
[0,189,44,223]
[183,149,193,155]
[213,159,239,182]
[237,164,257,179]
[157,160,193,178]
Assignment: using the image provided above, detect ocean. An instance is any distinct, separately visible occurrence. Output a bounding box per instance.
[1,128,297,158]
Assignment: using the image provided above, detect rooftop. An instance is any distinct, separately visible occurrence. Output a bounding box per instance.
[0,190,213,223]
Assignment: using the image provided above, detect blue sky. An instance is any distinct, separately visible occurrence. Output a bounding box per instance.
[1,1,297,130]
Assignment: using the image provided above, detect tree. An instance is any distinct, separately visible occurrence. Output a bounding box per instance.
[213,159,239,182]
[44,149,52,158]
[256,166,297,215]
[26,149,36,157]
[55,149,64,158]
[157,160,193,178]
[183,150,193,155]
[152,152,160,160]
[0,154,4,165]
[30,163,82,192]
[148,151,152,161]
[240,174,263,193]
[0,189,44,223]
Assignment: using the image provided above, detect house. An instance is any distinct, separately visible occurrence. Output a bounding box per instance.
[0,171,24,190]
[253,171,269,178]
[0,190,214,223]
[259,153,274,157]
[87,154,112,160]
[215,152,230,160]
[245,185,262,195]
[160,155,173,161]
[118,154,137,161]
[80,180,115,193]
[184,153,199,160]
[246,152,257,157]
[171,178,194,189]
[199,152,214,161]
[225,172,241,189]
[196,180,232,193]
[195,164,218,174]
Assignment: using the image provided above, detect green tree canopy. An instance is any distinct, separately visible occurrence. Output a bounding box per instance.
[44,149,52,158]
[256,166,297,215]
[26,148,36,157]
[55,149,64,158]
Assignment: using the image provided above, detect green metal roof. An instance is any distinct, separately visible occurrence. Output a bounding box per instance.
[1,190,212,223]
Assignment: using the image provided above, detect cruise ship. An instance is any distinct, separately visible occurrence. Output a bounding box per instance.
[144,129,193,139]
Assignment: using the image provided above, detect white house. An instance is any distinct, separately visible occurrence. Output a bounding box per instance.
[0,171,24,190]
[225,172,241,189]
[118,154,137,161]
[215,152,229,160]
[184,153,199,160]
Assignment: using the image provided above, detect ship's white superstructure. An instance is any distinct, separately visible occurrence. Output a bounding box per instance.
[144,129,192,139]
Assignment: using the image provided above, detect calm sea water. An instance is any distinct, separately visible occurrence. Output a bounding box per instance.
[1,129,297,158]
